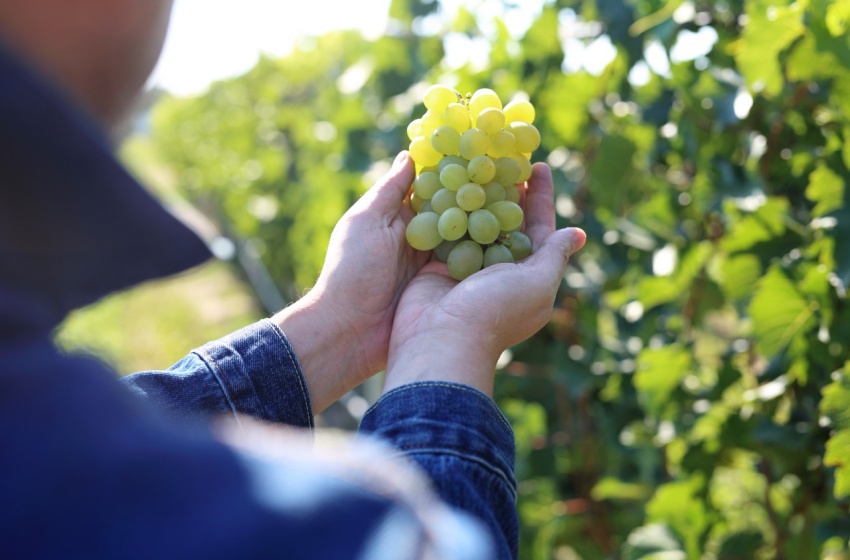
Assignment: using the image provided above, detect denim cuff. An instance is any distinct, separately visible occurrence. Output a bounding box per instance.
[358,382,516,497]
[193,318,314,428]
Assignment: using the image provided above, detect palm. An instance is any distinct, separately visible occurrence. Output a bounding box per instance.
[384,161,586,396]
[389,258,554,360]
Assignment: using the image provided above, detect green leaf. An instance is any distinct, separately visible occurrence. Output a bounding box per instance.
[588,134,637,209]
[822,365,850,430]
[646,477,708,559]
[721,197,789,254]
[634,345,693,416]
[592,477,652,501]
[748,265,818,357]
[806,163,845,217]
[717,254,763,300]
[843,126,850,171]
[826,0,850,36]
[731,0,806,96]
[787,32,846,81]
[824,429,850,498]
[520,5,563,62]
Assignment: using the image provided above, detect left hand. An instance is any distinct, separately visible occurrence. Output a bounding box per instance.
[272,151,428,413]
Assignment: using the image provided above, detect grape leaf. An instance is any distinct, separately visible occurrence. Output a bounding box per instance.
[806,163,845,217]
[645,477,708,559]
[634,345,692,416]
[748,265,818,357]
[824,430,850,498]
[731,0,805,96]
[821,364,850,430]
[718,254,763,300]
[721,197,789,254]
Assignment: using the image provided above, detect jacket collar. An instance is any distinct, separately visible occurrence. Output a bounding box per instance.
[0,42,211,335]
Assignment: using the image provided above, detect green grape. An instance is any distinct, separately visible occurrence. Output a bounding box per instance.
[487,130,516,158]
[407,119,422,141]
[409,136,441,167]
[431,125,461,156]
[510,152,532,182]
[439,163,469,192]
[438,155,468,173]
[484,244,514,267]
[404,86,540,256]
[420,110,445,137]
[487,201,524,231]
[482,181,506,206]
[507,122,541,153]
[443,102,471,133]
[493,157,521,186]
[474,107,505,135]
[469,88,502,120]
[437,207,468,241]
[430,188,460,214]
[410,192,425,214]
[467,209,500,244]
[503,99,535,124]
[434,238,462,263]
[459,128,490,160]
[447,240,484,281]
[413,171,442,200]
[424,84,459,112]
[405,212,442,250]
[506,231,532,260]
[467,155,495,185]
[456,182,486,211]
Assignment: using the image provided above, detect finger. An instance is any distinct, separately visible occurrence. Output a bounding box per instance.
[524,227,587,289]
[523,163,556,250]
[357,151,415,215]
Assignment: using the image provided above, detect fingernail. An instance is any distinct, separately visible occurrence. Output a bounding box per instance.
[393,151,408,167]
[567,228,587,254]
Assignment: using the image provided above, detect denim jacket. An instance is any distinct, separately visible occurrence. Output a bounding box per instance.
[0,40,518,559]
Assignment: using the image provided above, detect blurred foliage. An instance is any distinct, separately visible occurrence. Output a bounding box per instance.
[55,261,263,375]
[142,0,850,557]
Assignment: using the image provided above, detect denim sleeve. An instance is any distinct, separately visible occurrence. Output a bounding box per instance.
[357,381,518,560]
[121,318,314,429]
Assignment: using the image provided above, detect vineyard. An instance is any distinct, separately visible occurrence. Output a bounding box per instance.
[59,0,850,557]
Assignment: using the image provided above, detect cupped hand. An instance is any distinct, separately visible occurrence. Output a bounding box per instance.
[273,151,429,412]
[383,162,586,396]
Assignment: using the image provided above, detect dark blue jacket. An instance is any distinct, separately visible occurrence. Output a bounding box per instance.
[0,42,517,559]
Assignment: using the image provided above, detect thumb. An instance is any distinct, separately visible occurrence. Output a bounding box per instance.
[525,227,586,287]
[356,151,415,215]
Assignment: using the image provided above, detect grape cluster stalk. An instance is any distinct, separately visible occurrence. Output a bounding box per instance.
[404,85,540,280]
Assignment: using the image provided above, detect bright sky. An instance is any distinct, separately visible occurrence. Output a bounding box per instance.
[148,0,717,98]
[148,0,392,96]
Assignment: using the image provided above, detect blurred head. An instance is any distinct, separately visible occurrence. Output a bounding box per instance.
[0,0,175,127]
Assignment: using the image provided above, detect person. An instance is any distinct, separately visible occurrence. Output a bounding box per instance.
[0,0,587,558]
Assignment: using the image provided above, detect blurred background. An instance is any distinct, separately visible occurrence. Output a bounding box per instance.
[55,0,850,558]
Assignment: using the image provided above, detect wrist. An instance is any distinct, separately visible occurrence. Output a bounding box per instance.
[383,330,501,396]
[272,289,368,413]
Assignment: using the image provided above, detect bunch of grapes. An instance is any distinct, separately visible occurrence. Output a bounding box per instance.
[404,85,540,281]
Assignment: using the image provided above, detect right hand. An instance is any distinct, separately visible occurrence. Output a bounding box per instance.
[383,162,587,396]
